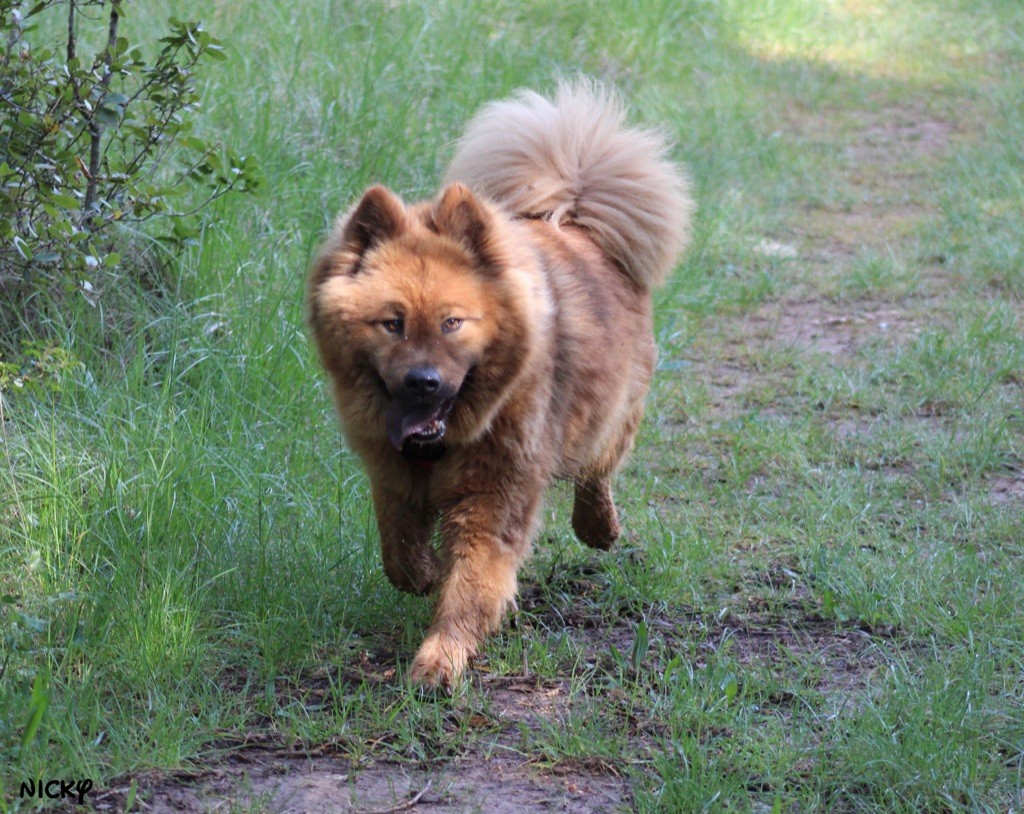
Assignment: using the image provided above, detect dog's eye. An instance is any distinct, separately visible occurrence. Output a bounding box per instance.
[442,317,463,333]
[381,318,404,335]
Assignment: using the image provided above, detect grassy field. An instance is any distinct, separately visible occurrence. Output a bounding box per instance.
[2,0,1023,810]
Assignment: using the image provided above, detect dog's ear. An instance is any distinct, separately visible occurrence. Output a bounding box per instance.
[309,186,406,290]
[340,185,407,261]
[430,183,502,271]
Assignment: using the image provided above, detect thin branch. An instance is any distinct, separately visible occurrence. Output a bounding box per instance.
[83,0,120,221]
[99,42,198,198]
[66,0,76,64]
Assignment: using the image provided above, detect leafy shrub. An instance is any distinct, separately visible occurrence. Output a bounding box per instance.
[0,339,80,401]
[0,0,260,341]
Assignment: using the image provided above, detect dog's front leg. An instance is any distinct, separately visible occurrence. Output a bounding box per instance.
[409,487,539,689]
[372,483,440,596]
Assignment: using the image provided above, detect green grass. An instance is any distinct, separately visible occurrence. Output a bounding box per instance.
[3,0,1024,811]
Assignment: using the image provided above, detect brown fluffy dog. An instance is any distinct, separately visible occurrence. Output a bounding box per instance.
[307,80,692,688]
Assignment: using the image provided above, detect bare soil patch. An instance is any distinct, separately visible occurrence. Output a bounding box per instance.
[747,298,926,356]
[710,607,894,701]
[773,99,963,296]
[842,105,955,167]
[520,570,893,707]
[96,754,628,814]
[679,296,938,428]
[986,470,1024,506]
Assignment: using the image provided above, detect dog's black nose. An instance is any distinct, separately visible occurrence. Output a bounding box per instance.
[404,367,441,397]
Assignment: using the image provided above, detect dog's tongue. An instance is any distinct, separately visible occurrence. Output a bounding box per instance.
[386,402,442,450]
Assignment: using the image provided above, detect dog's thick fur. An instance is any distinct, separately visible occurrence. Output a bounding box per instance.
[307,80,692,688]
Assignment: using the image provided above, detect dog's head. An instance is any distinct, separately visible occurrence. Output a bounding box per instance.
[308,184,533,460]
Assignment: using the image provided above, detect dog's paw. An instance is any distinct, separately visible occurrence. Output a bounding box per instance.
[571,503,621,550]
[572,480,621,550]
[384,564,439,597]
[409,635,469,690]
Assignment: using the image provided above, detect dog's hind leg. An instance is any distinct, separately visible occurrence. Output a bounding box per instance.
[572,477,621,550]
[571,394,648,550]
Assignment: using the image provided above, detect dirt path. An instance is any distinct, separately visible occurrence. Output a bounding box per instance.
[105,754,628,814]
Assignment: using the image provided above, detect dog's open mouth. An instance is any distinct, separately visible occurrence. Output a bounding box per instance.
[385,399,454,458]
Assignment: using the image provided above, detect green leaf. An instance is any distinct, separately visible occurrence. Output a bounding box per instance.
[179,136,208,152]
[96,105,120,128]
[631,619,650,672]
[12,236,33,261]
[720,673,738,703]
[662,654,683,684]
[821,588,834,616]
[124,780,138,812]
[48,192,80,209]
[22,673,49,749]
[172,219,197,240]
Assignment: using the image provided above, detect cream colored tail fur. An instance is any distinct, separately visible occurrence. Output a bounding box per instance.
[443,79,693,289]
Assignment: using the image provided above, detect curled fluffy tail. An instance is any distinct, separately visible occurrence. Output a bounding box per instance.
[443,79,693,289]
